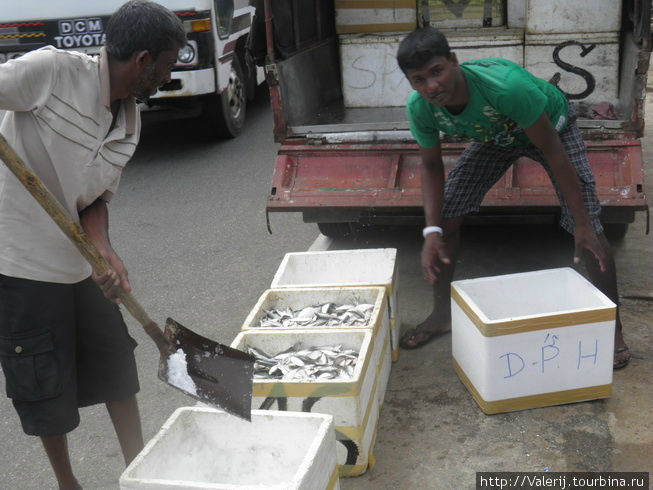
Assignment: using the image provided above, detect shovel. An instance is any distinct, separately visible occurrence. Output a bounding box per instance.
[0,133,254,421]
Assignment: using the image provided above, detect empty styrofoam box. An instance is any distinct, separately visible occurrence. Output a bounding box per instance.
[451,268,616,414]
[270,249,400,360]
[231,329,382,476]
[120,407,339,490]
[241,287,388,336]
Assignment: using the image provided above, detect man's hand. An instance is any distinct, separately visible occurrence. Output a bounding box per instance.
[79,198,131,302]
[573,224,607,272]
[524,114,607,272]
[92,249,132,302]
[421,232,450,284]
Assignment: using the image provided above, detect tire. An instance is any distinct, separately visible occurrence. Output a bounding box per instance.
[203,55,247,138]
[317,222,358,239]
[603,223,629,240]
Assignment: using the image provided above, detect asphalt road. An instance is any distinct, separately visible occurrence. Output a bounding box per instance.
[1,86,652,489]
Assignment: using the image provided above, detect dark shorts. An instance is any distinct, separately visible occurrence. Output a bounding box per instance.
[442,113,603,235]
[0,275,139,437]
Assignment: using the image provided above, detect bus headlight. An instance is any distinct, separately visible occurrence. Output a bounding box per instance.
[177,42,196,65]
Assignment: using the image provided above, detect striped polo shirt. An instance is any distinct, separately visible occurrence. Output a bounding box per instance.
[0,46,140,283]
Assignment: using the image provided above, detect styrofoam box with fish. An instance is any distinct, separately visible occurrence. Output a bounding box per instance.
[375,321,392,409]
[338,29,523,108]
[270,249,400,361]
[242,286,390,400]
[120,407,339,490]
[451,268,616,415]
[242,286,388,334]
[525,32,619,107]
[231,330,383,477]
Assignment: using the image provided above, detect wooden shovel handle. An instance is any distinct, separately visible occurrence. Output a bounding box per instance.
[0,133,169,353]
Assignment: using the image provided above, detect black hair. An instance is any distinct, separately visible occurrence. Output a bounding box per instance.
[105,0,186,61]
[397,26,451,74]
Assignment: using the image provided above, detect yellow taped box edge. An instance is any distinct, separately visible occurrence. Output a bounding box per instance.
[452,358,612,414]
[451,286,616,337]
[326,466,340,490]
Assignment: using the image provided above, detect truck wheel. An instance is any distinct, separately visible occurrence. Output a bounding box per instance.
[317,222,357,239]
[603,223,629,240]
[204,56,246,138]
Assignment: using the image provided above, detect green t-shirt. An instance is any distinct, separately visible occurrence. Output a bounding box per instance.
[406,58,569,147]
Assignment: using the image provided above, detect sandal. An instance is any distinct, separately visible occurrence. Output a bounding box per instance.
[613,346,631,369]
[399,325,449,350]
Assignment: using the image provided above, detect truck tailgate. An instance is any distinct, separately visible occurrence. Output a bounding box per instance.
[267,140,647,215]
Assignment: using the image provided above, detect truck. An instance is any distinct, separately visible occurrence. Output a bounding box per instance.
[0,0,264,138]
[258,0,651,239]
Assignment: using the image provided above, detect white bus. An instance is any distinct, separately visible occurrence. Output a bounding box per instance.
[0,0,265,138]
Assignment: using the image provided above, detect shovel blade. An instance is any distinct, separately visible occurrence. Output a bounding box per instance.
[158,318,254,421]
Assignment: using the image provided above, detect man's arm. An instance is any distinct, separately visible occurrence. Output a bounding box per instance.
[79,198,132,301]
[523,112,606,270]
[420,144,451,283]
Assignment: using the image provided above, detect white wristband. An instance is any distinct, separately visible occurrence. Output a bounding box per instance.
[423,226,443,238]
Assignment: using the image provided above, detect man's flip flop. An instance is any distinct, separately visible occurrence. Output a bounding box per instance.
[399,326,448,350]
[613,346,631,369]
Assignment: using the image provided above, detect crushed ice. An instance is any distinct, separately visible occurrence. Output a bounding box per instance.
[167,348,198,396]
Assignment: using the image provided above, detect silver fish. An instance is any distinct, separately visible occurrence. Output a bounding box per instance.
[256,300,375,329]
[248,343,360,381]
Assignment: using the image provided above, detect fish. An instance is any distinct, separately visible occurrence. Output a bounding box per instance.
[248,343,360,381]
[256,300,375,329]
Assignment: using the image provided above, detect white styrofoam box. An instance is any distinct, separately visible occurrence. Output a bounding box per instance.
[336,391,380,478]
[506,0,526,28]
[526,0,621,34]
[241,287,390,402]
[120,407,339,490]
[389,318,398,362]
[525,32,619,106]
[338,33,410,108]
[428,0,505,28]
[270,249,400,360]
[339,30,523,108]
[241,287,388,335]
[451,268,616,414]
[232,329,376,426]
[335,0,416,34]
[376,324,392,407]
[447,28,524,65]
[231,329,381,477]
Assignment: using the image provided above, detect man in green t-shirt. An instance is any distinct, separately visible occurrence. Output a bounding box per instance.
[397,26,630,369]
